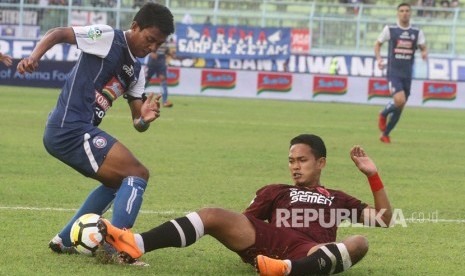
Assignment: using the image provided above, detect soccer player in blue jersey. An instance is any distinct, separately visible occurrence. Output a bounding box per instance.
[374,2,428,143]
[145,41,174,107]
[16,3,174,259]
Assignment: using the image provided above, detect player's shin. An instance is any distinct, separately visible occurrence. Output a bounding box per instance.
[58,184,116,246]
[289,243,353,275]
[141,212,205,253]
[111,176,147,228]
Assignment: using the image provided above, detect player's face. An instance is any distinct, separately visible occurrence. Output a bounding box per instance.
[397,5,411,25]
[127,22,167,58]
[288,143,326,187]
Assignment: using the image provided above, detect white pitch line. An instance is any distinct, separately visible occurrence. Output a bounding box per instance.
[1,206,464,223]
[0,206,189,215]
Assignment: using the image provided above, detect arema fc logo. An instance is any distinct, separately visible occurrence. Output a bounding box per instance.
[92,136,107,148]
[87,27,102,41]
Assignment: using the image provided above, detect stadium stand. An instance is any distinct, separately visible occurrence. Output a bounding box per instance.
[0,0,464,57]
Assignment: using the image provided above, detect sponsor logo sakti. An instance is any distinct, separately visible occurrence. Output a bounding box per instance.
[422,81,457,102]
[368,78,390,99]
[312,75,347,97]
[147,68,180,86]
[201,69,236,91]
[257,72,292,94]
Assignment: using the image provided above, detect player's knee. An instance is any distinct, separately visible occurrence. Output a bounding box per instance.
[347,235,369,264]
[197,207,227,229]
[130,163,149,181]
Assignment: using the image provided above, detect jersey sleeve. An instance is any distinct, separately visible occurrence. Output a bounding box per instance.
[377,25,390,43]
[126,68,146,98]
[243,185,280,221]
[417,29,426,45]
[72,25,115,58]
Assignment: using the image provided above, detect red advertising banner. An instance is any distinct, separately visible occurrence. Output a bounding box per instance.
[422,81,457,102]
[257,72,292,94]
[312,75,347,97]
[201,69,236,91]
[146,67,180,87]
[368,78,390,99]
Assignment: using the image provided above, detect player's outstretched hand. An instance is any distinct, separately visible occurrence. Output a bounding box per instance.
[350,146,378,177]
[0,53,13,67]
[17,57,39,74]
[140,93,161,123]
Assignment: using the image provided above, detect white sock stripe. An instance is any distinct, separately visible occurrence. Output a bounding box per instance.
[83,133,99,173]
[336,243,352,270]
[320,246,337,274]
[170,219,186,247]
[125,177,135,214]
[186,212,205,240]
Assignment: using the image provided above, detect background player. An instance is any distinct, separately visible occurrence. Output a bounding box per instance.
[375,2,428,143]
[145,39,174,107]
[98,134,393,275]
[16,3,174,260]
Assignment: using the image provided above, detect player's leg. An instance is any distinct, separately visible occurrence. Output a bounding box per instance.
[383,90,406,137]
[44,127,120,253]
[97,207,256,259]
[95,141,149,229]
[257,235,368,276]
[157,65,172,107]
[50,184,117,251]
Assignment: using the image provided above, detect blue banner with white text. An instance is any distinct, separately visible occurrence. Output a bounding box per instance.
[175,23,291,60]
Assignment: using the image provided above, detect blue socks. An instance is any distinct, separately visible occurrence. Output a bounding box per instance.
[161,79,168,103]
[57,177,147,246]
[111,176,147,229]
[59,184,117,246]
[385,108,402,136]
[381,102,402,136]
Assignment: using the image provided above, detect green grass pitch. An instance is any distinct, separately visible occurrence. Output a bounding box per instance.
[0,86,464,275]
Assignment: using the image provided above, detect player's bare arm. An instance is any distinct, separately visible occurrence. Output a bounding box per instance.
[129,93,162,132]
[17,27,76,74]
[350,146,393,227]
[0,52,13,67]
[374,41,384,70]
[419,44,428,61]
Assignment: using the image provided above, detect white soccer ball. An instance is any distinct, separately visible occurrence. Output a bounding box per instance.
[70,213,103,255]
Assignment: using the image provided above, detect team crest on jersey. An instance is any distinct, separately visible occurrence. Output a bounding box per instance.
[92,136,107,148]
[87,27,103,41]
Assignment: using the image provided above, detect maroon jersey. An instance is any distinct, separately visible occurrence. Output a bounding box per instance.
[244,184,368,244]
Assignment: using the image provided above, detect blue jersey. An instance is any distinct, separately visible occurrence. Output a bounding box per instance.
[378,23,425,78]
[48,25,145,129]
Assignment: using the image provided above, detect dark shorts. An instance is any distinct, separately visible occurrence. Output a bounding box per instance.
[146,61,167,79]
[43,124,117,177]
[236,214,318,265]
[388,76,412,98]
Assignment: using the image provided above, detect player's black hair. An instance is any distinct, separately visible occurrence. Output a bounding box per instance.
[133,2,174,36]
[397,2,411,10]
[290,134,327,159]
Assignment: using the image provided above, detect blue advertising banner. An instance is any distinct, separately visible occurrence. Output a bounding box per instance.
[175,23,291,60]
[0,59,74,88]
[1,38,465,82]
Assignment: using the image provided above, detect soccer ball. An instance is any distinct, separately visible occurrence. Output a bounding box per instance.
[70,213,104,255]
